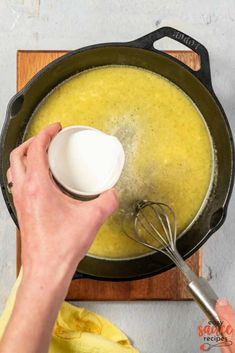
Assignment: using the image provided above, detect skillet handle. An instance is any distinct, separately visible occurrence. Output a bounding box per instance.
[132,26,212,91]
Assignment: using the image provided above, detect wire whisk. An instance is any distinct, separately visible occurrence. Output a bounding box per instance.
[123,199,221,327]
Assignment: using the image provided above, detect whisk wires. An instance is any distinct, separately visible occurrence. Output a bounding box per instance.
[123,200,189,273]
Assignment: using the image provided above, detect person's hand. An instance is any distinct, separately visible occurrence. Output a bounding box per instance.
[7,122,119,291]
[216,299,235,353]
[1,122,119,353]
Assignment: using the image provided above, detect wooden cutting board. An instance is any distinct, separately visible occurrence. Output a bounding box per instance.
[16,50,202,300]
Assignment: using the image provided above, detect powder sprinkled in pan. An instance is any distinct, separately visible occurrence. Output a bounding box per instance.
[25,65,213,259]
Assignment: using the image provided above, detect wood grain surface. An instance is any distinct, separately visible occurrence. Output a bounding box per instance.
[16,50,201,301]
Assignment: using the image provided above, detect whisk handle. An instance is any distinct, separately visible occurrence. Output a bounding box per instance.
[188,277,221,327]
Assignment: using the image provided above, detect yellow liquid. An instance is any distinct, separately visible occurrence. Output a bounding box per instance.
[25,65,213,259]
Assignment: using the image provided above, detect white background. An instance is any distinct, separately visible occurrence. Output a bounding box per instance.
[0,1,235,352]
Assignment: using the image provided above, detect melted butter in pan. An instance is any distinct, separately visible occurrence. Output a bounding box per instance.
[25,65,213,259]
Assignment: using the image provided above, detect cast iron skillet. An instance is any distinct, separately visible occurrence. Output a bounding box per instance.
[0,27,234,281]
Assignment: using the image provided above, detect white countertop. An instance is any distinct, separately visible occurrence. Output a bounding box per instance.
[0,1,234,352]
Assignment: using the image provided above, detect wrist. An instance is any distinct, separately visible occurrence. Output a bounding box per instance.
[20,266,72,302]
[2,265,69,353]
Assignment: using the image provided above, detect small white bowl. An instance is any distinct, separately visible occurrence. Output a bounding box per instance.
[48,125,125,198]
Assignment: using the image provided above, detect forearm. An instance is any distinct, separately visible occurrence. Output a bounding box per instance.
[1,123,118,353]
[0,270,71,353]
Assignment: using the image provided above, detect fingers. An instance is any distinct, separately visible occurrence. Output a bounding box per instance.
[215,299,235,351]
[26,123,61,179]
[9,137,34,182]
[7,137,35,201]
[7,123,61,199]
[6,168,13,184]
[89,188,119,223]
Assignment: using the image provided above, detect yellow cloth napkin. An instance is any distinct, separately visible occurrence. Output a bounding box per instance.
[0,270,139,353]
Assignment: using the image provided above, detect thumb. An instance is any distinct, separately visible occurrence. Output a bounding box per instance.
[216,299,235,324]
[91,188,119,221]
[215,299,235,348]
